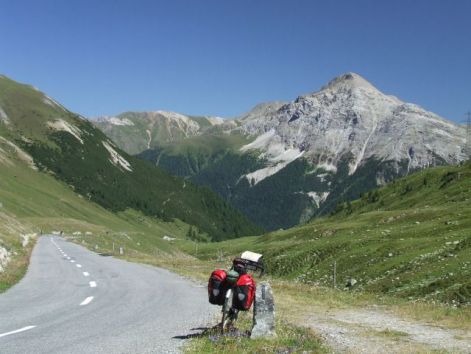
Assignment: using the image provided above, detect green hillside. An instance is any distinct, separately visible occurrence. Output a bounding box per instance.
[0,75,262,241]
[138,133,266,192]
[0,155,196,291]
[139,137,412,231]
[187,162,471,305]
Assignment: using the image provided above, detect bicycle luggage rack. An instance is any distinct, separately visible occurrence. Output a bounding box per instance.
[233,251,265,276]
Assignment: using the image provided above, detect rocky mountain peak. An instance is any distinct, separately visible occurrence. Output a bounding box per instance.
[320,72,378,92]
[238,72,466,177]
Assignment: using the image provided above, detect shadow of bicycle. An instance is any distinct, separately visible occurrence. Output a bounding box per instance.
[173,326,250,341]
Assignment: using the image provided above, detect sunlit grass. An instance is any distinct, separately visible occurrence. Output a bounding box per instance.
[185,315,327,354]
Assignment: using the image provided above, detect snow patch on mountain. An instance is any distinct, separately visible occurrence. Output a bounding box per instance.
[48,119,84,144]
[102,141,133,172]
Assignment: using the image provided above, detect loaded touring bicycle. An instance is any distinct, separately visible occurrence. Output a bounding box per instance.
[208,251,265,333]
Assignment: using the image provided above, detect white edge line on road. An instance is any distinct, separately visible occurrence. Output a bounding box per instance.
[0,326,36,338]
[89,281,97,288]
[83,272,89,277]
[76,264,82,268]
[70,260,75,263]
[80,296,94,306]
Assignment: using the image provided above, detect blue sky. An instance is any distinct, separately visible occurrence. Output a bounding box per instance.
[1,0,470,122]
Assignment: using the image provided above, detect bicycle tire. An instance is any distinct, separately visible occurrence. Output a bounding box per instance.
[220,288,233,333]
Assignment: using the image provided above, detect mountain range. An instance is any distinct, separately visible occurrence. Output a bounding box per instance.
[1,72,469,305]
[0,75,262,241]
[94,73,467,230]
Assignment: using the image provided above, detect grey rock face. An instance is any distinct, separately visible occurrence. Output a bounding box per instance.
[251,281,276,338]
[238,73,466,176]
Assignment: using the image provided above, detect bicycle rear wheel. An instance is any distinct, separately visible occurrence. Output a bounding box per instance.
[221,289,233,333]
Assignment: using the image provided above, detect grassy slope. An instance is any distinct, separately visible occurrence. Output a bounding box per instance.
[0,158,328,352]
[0,158,193,292]
[0,75,262,241]
[138,135,419,232]
[185,162,471,305]
[138,132,254,175]
[2,157,468,351]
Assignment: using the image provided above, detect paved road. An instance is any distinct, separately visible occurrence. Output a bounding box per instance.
[0,236,216,353]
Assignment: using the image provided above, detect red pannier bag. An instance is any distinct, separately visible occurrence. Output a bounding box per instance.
[233,274,256,311]
[208,269,227,305]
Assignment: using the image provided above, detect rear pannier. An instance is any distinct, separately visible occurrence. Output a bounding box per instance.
[208,269,227,305]
[233,274,256,311]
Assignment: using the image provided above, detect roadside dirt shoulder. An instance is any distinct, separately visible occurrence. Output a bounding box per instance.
[303,306,471,353]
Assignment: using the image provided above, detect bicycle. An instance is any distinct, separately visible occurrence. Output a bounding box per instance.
[218,252,265,333]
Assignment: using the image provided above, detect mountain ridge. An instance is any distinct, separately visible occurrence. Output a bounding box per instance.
[93,72,467,231]
[0,74,263,240]
[236,72,465,178]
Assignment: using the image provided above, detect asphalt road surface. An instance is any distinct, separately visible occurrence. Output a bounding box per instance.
[0,236,217,353]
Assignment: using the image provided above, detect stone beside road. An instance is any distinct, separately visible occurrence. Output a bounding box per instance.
[251,281,276,338]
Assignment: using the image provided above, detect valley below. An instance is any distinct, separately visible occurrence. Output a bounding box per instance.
[1,162,471,353]
[0,73,470,353]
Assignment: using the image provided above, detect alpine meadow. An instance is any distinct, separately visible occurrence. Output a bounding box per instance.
[1,2,471,353]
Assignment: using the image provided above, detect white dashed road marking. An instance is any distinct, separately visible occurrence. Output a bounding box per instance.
[0,326,36,338]
[80,296,94,306]
[51,237,97,306]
